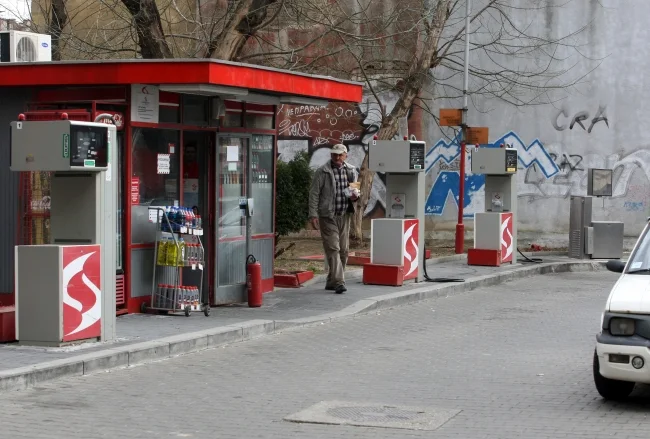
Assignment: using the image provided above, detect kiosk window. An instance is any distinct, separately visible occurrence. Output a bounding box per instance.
[131,128,180,244]
[132,128,180,205]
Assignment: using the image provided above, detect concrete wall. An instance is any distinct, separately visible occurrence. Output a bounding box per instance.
[278,0,648,248]
[425,0,648,246]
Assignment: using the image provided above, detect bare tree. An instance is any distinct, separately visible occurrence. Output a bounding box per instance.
[248,0,596,242]
[25,0,597,242]
[28,0,283,60]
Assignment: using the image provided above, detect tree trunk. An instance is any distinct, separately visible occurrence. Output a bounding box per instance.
[121,0,173,58]
[351,0,451,243]
[49,0,68,61]
[206,0,277,60]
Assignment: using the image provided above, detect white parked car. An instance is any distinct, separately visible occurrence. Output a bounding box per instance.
[594,219,650,400]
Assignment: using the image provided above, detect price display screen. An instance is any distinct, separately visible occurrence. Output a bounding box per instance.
[70,125,108,167]
[409,142,425,170]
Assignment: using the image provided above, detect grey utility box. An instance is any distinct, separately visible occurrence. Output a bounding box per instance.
[471,147,518,175]
[569,196,623,260]
[587,221,624,259]
[369,140,426,173]
[10,120,111,171]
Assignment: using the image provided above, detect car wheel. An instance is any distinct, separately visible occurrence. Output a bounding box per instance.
[593,350,635,400]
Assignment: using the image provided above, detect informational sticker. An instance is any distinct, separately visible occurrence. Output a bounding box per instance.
[168,143,175,154]
[148,207,162,223]
[184,178,199,194]
[157,154,171,174]
[228,162,237,171]
[84,159,95,167]
[390,193,405,218]
[227,145,239,162]
[631,262,643,269]
[62,134,70,158]
[131,177,140,205]
[130,84,159,123]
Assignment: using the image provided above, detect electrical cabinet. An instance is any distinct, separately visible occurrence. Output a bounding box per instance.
[471,147,518,175]
[369,140,425,173]
[10,120,111,171]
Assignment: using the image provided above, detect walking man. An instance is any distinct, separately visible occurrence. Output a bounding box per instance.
[309,144,359,294]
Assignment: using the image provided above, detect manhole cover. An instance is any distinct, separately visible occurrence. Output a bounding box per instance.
[285,400,461,431]
[327,406,420,422]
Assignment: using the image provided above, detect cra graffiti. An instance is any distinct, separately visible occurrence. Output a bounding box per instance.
[277,91,404,216]
[552,105,609,133]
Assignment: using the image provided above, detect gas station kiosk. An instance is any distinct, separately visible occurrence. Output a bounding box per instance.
[468,146,519,266]
[363,138,426,286]
[10,119,117,346]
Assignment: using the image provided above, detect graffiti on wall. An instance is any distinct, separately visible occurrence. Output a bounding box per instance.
[552,104,609,133]
[425,131,560,216]
[426,131,650,216]
[277,91,404,216]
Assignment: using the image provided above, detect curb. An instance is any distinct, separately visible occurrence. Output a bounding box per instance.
[0,259,606,393]
[299,251,569,288]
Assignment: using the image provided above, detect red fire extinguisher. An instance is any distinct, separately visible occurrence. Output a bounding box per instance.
[246,254,263,307]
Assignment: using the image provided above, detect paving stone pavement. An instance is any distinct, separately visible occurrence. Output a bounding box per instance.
[0,255,568,371]
[1,270,648,439]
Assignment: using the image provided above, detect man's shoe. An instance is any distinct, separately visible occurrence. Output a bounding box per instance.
[325,285,336,291]
[335,285,347,294]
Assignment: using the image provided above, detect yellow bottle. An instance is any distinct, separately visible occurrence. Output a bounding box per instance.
[157,239,167,266]
[177,239,186,267]
[166,240,178,266]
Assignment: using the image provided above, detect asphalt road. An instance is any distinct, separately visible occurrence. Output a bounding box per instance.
[1,271,648,439]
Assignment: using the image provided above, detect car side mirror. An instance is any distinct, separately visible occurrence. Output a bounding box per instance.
[606,260,625,273]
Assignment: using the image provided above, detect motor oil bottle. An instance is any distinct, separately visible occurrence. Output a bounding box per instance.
[166,240,178,266]
[157,238,167,266]
[177,239,186,266]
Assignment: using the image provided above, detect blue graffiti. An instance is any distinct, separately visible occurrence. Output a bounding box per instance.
[425,172,486,216]
[424,131,557,216]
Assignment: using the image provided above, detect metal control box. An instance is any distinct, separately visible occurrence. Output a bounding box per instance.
[10,120,112,171]
[369,140,425,173]
[471,147,518,175]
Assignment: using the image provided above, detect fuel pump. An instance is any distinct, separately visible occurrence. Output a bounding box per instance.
[10,117,117,346]
[363,138,426,286]
[468,145,518,266]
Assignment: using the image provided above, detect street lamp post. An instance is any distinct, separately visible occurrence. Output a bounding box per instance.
[455,0,472,254]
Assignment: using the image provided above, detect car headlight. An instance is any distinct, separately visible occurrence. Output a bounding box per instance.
[610,318,635,336]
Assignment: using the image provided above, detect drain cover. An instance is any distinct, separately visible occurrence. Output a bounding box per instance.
[285,400,461,431]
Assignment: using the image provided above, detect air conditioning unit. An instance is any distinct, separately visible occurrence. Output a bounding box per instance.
[0,31,52,63]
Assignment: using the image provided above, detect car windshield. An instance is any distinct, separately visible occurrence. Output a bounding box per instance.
[626,222,650,274]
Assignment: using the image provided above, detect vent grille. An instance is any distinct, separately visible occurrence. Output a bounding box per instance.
[15,36,36,62]
[116,274,125,306]
[569,230,581,258]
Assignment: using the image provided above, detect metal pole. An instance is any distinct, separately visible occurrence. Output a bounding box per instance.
[455,0,471,254]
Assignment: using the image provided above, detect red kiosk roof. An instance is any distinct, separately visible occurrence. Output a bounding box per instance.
[0,59,363,103]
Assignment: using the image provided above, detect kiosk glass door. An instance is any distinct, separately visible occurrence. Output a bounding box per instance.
[215,135,251,304]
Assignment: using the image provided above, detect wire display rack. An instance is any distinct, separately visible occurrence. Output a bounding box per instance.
[142,207,210,317]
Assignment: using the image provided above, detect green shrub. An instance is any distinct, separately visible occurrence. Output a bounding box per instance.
[275,151,313,239]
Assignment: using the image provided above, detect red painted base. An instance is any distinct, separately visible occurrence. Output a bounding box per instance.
[362,263,404,286]
[274,271,315,288]
[0,307,16,343]
[467,249,501,267]
[348,255,371,266]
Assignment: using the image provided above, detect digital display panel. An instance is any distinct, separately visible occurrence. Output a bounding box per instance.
[70,125,108,168]
[409,142,425,170]
[588,168,613,197]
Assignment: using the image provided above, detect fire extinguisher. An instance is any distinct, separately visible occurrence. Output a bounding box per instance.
[246,254,262,308]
